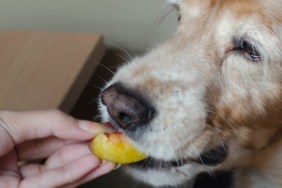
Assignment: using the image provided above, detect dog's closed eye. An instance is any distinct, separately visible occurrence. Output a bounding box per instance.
[233,39,261,62]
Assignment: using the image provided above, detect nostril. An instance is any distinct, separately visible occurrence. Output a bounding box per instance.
[118,111,134,129]
[119,112,132,123]
[101,83,156,131]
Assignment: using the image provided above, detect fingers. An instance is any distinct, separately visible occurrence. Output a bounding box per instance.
[0,150,18,172]
[16,137,76,161]
[0,175,20,188]
[64,162,116,188]
[44,144,95,169]
[0,109,116,188]
[20,143,95,178]
[18,163,45,178]
[0,109,94,141]
[19,143,116,188]
[0,110,107,156]
[19,154,105,188]
[0,150,21,187]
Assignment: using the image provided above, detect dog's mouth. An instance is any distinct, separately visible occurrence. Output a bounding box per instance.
[129,144,229,170]
[104,121,229,169]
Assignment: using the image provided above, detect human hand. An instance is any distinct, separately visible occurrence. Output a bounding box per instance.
[0,110,116,188]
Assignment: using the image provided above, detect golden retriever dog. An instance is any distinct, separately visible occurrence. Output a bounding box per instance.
[99,0,282,187]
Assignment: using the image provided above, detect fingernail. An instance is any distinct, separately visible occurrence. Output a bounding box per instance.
[101,160,108,166]
[114,164,122,170]
[100,160,121,170]
[79,121,113,135]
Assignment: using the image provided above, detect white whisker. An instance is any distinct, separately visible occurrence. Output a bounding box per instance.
[190,144,211,175]
[115,52,131,63]
[88,83,103,90]
[88,58,115,75]
[104,42,134,60]
[97,76,108,84]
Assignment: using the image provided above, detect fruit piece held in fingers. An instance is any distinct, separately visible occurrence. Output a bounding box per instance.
[90,130,148,164]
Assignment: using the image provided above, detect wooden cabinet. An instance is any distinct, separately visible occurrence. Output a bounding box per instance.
[0,31,105,113]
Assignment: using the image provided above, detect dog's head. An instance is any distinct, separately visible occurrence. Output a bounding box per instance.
[99,0,282,186]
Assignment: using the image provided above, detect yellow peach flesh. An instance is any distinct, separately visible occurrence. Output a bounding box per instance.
[90,133,148,164]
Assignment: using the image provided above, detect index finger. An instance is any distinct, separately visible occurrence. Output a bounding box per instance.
[0,110,106,157]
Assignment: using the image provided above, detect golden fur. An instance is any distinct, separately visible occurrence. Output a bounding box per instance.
[100,0,282,187]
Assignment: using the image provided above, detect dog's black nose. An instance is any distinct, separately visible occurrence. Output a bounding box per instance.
[101,83,155,131]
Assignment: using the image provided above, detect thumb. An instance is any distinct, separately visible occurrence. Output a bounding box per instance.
[0,110,106,157]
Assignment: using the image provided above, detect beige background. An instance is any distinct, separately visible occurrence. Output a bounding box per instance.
[0,0,178,54]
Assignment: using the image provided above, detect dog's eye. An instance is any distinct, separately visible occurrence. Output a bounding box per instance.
[234,40,261,62]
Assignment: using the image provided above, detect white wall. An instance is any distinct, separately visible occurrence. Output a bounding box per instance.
[0,0,178,54]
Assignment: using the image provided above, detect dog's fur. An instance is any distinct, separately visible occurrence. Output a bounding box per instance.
[99,0,282,187]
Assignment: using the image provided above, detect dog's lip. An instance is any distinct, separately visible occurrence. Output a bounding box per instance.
[104,121,229,168]
[129,156,191,169]
[194,144,229,166]
[129,145,229,169]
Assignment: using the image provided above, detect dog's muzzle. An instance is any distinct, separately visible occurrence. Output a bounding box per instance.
[101,83,229,170]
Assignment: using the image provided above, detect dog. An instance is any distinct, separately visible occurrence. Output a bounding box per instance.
[98,0,282,187]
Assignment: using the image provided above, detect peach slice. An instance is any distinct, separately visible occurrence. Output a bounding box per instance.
[90,133,148,164]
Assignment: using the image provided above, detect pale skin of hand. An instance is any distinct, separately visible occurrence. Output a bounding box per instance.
[0,110,116,188]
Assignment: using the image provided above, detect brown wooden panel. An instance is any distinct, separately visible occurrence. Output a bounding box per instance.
[0,31,105,112]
